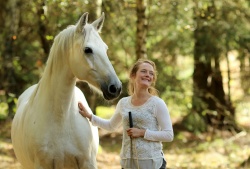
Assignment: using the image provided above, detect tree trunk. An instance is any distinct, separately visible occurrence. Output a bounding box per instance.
[37,0,50,63]
[239,36,250,95]
[136,0,147,60]
[191,0,240,132]
[1,0,21,118]
[86,0,102,20]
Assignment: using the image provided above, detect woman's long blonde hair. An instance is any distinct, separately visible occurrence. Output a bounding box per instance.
[127,59,158,96]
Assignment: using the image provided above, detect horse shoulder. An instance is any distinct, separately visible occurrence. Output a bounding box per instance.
[17,84,38,107]
[74,86,89,108]
[73,86,99,149]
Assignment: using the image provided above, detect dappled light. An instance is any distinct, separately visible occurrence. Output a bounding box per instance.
[1,0,250,168]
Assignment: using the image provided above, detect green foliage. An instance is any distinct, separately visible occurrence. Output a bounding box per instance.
[96,106,115,119]
[0,102,8,120]
[183,112,207,133]
[0,92,18,119]
[0,1,250,167]
[0,0,249,131]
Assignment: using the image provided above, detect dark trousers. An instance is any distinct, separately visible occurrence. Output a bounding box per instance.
[159,158,166,169]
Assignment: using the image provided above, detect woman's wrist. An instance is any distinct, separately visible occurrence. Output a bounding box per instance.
[87,113,92,121]
[140,129,146,137]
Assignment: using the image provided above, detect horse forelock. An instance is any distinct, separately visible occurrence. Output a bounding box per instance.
[83,24,108,50]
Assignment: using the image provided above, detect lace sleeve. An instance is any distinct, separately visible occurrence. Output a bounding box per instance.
[144,98,174,142]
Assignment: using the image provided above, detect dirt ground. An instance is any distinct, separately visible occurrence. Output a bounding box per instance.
[1,119,250,169]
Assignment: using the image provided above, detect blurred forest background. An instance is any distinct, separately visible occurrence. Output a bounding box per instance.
[0,0,250,168]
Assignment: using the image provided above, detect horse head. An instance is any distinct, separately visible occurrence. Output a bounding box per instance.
[69,12,121,100]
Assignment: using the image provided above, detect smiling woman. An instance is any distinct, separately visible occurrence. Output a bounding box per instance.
[78,58,174,169]
[128,59,158,106]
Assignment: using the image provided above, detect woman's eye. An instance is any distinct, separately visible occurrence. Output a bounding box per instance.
[84,47,93,54]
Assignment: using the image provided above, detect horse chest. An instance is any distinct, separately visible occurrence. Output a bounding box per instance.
[28,127,86,165]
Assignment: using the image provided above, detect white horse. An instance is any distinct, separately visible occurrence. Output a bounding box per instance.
[11,12,121,169]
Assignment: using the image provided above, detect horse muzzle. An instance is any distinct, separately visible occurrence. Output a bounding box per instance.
[101,82,122,100]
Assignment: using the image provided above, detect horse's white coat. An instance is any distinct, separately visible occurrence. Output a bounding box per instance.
[11,13,121,169]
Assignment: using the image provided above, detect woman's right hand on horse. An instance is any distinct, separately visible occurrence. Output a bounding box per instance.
[78,102,92,120]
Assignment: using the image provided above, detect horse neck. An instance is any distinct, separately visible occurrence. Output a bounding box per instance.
[38,62,76,119]
[36,31,77,118]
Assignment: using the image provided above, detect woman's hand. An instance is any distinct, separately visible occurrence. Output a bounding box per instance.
[78,102,92,120]
[127,128,146,138]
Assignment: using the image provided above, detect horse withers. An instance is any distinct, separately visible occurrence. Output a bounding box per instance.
[11,12,121,169]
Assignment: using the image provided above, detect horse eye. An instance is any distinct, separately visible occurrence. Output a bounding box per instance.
[84,47,93,54]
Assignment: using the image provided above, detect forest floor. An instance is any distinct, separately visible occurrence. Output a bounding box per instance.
[1,118,250,169]
[1,98,250,169]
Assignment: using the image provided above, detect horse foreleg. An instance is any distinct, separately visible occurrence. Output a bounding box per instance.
[75,157,80,169]
[34,158,64,169]
[76,156,97,169]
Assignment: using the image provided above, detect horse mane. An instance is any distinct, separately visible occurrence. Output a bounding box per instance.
[43,25,76,77]
[21,26,78,105]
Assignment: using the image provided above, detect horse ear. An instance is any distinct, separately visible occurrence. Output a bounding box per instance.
[92,12,105,32]
[76,12,89,33]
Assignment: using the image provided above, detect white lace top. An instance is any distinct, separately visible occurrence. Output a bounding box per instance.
[91,96,174,169]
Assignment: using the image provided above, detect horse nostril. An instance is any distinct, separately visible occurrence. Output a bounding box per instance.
[102,83,122,100]
[109,84,117,94]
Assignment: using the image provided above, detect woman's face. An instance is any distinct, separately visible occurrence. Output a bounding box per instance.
[133,62,154,88]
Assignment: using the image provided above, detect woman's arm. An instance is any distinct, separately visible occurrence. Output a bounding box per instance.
[78,102,93,120]
[78,101,122,131]
[144,99,174,142]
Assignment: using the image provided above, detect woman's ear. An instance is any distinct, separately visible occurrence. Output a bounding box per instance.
[130,73,136,80]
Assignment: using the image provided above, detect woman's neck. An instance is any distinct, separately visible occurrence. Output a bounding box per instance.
[131,90,152,106]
